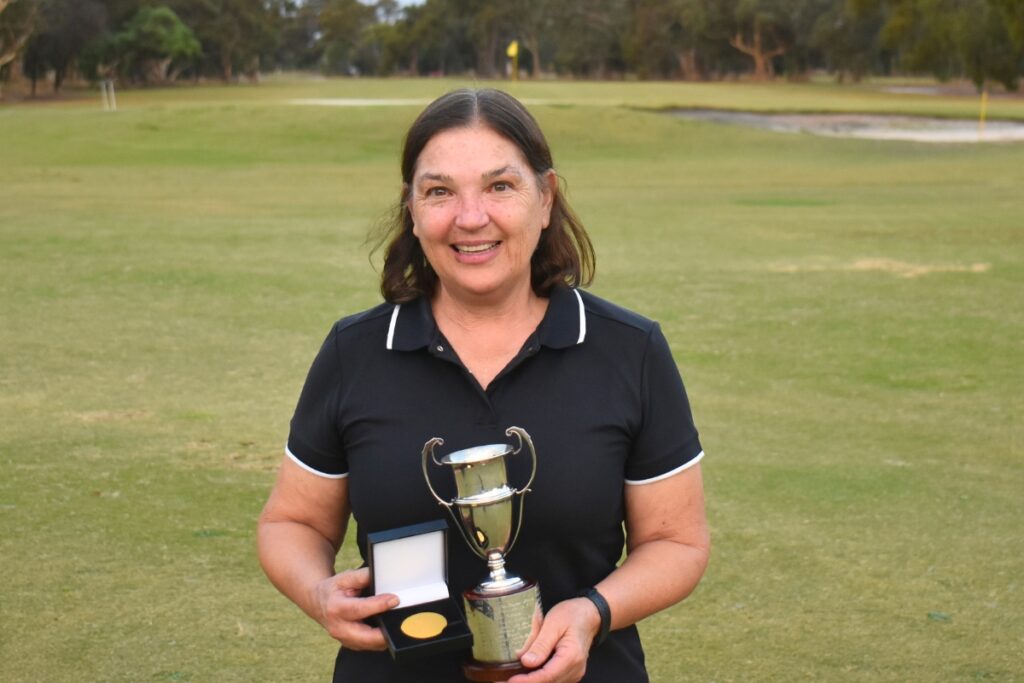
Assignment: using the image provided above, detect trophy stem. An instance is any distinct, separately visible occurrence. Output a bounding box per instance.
[479,552,526,594]
[487,553,507,581]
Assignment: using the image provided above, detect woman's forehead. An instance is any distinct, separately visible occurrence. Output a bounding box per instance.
[414,126,529,177]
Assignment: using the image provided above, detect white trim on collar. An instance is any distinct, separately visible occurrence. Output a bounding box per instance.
[573,288,587,344]
[386,304,401,350]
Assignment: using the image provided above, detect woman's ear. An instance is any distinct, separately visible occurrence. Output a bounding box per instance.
[540,170,557,229]
[403,183,420,237]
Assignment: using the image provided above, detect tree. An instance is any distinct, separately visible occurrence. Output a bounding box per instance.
[727,0,790,79]
[22,0,106,94]
[167,0,273,81]
[623,0,723,80]
[881,0,1023,91]
[956,0,1023,90]
[319,0,374,74]
[383,0,474,76]
[549,0,628,78]
[812,0,888,82]
[264,0,321,70]
[0,0,36,96]
[509,0,552,77]
[623,0,684,79]
[467,0,508,78]
[111,5,201,84]
[777,0,835,79]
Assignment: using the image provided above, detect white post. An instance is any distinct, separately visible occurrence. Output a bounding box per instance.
[107,79,117,112]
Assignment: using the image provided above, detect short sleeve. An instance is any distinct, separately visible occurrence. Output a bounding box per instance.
[624,323,703,484]
[286,325,349,478]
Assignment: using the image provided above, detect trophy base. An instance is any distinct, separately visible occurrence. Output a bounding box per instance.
[462,579,542,682]
[463,659,530,682]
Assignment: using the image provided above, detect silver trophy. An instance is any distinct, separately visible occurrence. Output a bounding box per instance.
[422,426,542,682]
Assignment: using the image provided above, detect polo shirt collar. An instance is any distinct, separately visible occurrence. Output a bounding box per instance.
[385,285,587,351]
[536,285,587,349]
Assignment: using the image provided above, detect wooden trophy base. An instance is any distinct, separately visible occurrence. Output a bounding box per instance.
[463,659,530,682]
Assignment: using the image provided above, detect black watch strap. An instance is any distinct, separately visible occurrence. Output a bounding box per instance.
[577,587,611,646]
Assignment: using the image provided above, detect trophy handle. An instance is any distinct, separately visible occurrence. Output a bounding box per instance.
[421,437,451,508]
[505,427,537,495]
[504,426,536,556]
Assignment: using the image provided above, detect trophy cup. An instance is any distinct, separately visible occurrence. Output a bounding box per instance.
[421,426,542,682]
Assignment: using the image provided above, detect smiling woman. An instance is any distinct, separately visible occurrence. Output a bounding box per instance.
[257,89,709,683]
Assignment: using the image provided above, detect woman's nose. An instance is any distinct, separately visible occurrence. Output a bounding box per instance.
[454,194,488,230]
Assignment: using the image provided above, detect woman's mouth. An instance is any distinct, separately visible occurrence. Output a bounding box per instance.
[452,242,500,254]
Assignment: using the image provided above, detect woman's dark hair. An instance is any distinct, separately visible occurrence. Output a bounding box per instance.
[376,88,595,304]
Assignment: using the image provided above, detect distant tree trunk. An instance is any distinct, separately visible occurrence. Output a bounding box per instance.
[220,37,237,82]
[525,34,541,77]
[407,45,418,75]
[0,14,33,76]
[729,18,785,81]
[676,48,702,81]
[475,26,498,78]
[244,55,259,82]
[148,57,172,83]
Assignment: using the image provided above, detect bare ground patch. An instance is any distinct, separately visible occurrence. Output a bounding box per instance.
[771,258,991,278]
[73,409,153,423]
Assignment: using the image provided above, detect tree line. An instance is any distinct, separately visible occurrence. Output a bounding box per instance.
[1,0,1022,96]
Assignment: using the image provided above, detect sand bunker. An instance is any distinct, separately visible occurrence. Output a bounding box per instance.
[671,109,1024,143]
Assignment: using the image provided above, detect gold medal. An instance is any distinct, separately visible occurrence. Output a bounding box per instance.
[400,611,448,639]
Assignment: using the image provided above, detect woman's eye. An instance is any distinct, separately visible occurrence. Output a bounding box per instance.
[425,187,448,198]
[492,182,511,192]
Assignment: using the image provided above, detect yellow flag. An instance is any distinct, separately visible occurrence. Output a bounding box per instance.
[506,40,519,58]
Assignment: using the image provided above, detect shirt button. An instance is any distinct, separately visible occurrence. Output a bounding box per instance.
[436,345,444,352]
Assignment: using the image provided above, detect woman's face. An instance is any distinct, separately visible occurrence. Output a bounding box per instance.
[408,125,555,304]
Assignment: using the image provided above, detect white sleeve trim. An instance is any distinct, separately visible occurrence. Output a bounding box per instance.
[572,288,587,344]
[285,445,349,479]
[624,450,704,485]
[385,304,401,350]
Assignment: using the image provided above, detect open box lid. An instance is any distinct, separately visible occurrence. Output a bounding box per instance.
[368,519,450,608]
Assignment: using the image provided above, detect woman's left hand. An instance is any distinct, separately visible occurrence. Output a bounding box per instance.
[507,597,602,683]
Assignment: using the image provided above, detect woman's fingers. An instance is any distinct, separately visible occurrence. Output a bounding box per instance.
[316,568,400,651]
[510,599,597,683]
[333,566,371,591]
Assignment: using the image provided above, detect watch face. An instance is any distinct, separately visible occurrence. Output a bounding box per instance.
[400,611,448,639]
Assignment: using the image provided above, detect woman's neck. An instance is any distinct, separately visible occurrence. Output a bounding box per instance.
[430,284,549,390]
[431,282,544,334]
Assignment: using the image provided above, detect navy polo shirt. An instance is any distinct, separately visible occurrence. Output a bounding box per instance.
[287,285,704,683]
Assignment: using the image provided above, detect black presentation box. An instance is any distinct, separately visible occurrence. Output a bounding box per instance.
[367,519,473,660]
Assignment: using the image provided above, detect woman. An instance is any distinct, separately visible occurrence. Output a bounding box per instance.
[258,89,709,683]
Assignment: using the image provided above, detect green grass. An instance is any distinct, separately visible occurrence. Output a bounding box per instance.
[1,77,1022,682]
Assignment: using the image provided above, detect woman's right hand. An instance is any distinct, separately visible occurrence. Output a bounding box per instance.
[313,567,399,650]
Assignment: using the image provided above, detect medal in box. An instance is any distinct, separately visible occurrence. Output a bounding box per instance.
[367,519,473,660]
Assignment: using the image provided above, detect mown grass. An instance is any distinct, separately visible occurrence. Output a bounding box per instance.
[1,77,1022,682]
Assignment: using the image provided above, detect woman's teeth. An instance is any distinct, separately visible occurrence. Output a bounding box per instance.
[454,242,499,253]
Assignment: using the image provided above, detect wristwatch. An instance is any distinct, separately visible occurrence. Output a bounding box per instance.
[577,587,611,646]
